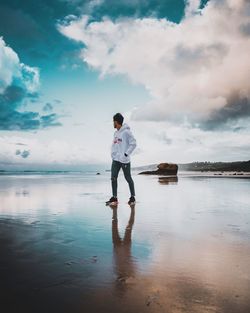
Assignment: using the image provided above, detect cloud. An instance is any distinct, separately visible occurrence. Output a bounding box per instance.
[15,149,30,158]
[43,102,53,112]
[0,36,40,93]
[0,37,21,92]
[15,142,27,146]
[0,37,62,131]
[58,0,250,130]
[0,135,96,167]
[185,0,201,17]
[84,0,105,14]
[239,22,250,36]
[21,150,30,158]
[155,132,173,145]
[54,99,62,104]
[200,93,250,130]
[118,118,250,164]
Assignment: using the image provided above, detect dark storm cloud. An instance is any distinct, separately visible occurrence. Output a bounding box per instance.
[200,94,250,130]
[0,85,62,131]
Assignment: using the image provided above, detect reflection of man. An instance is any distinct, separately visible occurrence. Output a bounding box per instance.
[111,204,136,296]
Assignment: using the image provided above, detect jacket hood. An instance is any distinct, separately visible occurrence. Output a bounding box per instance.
[117,123,130,132]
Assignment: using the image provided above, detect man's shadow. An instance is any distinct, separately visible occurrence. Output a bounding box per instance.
[109,203,136,297]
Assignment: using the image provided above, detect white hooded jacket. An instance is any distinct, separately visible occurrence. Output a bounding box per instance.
[111,123,137,163]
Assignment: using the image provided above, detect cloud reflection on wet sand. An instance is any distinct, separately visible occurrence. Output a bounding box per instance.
[0,173,250,312]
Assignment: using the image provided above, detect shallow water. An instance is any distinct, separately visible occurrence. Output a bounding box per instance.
[0,172,250,313]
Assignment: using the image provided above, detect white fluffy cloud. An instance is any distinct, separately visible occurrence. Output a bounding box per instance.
[58,0,250,124]
[0,37,62,131]
[185,0,201,17]
[0,37,39,93]
[0,37,20,92]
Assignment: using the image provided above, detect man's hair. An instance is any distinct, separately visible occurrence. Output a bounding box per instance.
[113,113,124,125]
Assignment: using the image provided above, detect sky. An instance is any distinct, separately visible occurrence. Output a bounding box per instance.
[0,0,250,170]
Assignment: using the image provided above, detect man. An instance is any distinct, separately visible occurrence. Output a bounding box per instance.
[106,113,137,206]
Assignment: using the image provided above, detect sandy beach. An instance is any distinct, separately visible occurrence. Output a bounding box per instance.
[0,172,250,313]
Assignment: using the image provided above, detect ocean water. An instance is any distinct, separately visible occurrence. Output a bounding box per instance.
[0,172,250,313]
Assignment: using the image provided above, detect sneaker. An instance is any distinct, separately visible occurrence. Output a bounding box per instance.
[105,197,118,206]
[128,196,136,205]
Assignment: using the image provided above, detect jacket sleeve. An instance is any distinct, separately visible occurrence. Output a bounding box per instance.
[125,130,137,156]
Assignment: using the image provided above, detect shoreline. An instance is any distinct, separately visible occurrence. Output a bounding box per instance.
[178,171,250,178]
[1,170,250,177]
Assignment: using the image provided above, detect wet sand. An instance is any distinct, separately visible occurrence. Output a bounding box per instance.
[0,172,250,313]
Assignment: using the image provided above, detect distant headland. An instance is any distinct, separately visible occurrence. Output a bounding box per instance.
[133,160,250,173]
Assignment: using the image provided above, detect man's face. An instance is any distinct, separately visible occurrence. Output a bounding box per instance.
[113,120,118,129]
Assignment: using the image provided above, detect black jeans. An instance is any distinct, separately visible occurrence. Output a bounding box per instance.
[111,160,135,198]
